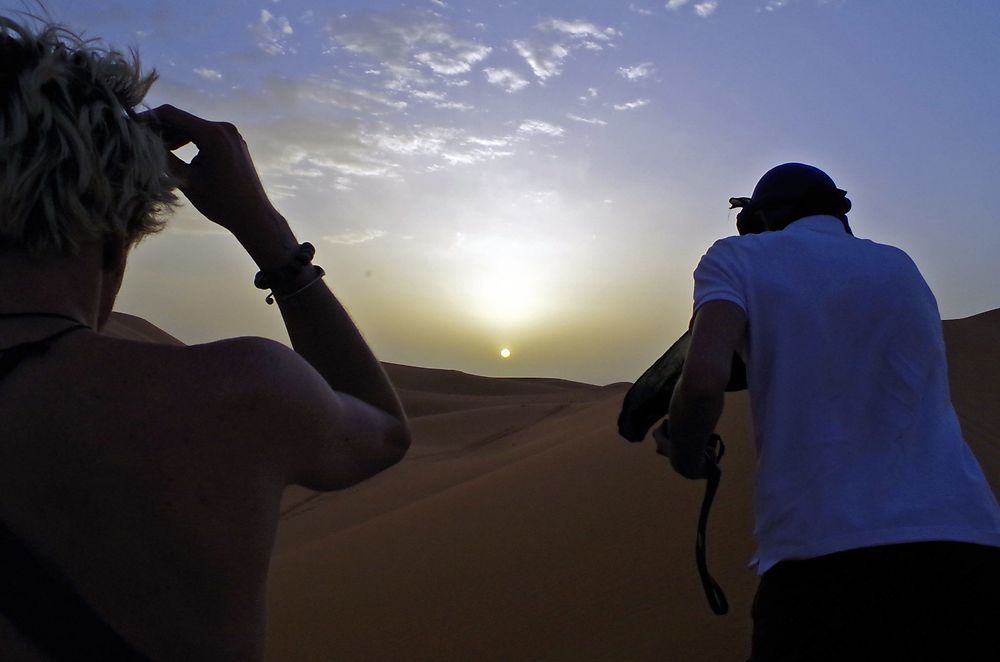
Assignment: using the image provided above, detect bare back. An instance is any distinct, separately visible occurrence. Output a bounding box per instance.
[0,326,287,660]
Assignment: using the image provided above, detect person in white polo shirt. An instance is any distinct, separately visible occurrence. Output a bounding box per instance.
[659,163,1000,660]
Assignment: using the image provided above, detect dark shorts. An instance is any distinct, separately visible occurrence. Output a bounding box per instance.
[750,541,1000,662]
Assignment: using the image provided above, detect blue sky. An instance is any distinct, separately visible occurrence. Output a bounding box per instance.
[19,0,1000,384]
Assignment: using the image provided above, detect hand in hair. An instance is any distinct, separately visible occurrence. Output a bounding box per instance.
[138,105,297,269]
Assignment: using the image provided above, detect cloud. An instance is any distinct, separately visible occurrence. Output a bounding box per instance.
[618,62,655,80]
[267,76,408,113]
[666,0,691,9]
[304,157,397,178]
[323,230,387,245]
[518,120,565,137]
[465,137,511,147]
[566,113,608,126]
[694,1,719,17]
[243,113,406,195]
[483,67,530,93]
[364,126,515,167]
[409,89,446,101]
[512,39,570,81]
[513,17,619,82]
[434,100,474,110]
[367,126,461,156]
[613,98,650,110]
[193,68,223,81]
[329,10,492,81]
[580,87,599,101]
[762,0,792,10]
[251,9,294,56]
[414,44,491,75]
[538,19,620,41]
[629,4,655,15]
[430,0,448,7]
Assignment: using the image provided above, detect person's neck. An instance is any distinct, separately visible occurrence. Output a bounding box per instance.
[0,243,119,330]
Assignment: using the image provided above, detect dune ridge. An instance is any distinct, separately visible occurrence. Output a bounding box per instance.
[102,310,999,661]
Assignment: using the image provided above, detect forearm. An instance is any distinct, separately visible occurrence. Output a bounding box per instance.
[146,105,406,426]
[240,214,407,425]
[667,375,724,472]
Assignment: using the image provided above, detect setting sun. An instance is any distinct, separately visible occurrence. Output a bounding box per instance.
[499,347,511,359]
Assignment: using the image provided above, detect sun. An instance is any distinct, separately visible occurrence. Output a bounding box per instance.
[499,347,511,359]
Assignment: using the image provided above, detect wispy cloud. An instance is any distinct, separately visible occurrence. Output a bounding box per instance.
[666,0,691,10]
[518,120,566,137]
[694,1,720,17]
[538,19,620,42]
[762,0,792,10]
[613,98,650,110]
[365,126,515,168]
[618,62,655,80]
[434,100,474,110]
[193,68,222,81]
[414,44,491,75]
[323,229,387,245]
[268,76,407,113]
[251,9,294,56]
[246,114,404,194]
[483,67,530,93]
[566,113,608,126]
[512,38,570,81]
[513,17,620,82]
[629,4,655,15]
[580,87,599,101]
[329,10,491,83]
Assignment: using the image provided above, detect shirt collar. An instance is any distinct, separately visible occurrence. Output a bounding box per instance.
[784,215,847,235]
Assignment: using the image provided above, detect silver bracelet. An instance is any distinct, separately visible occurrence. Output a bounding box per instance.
[265,266,326,305]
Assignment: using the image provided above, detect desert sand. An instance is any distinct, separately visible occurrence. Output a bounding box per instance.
[104,309,1000,661]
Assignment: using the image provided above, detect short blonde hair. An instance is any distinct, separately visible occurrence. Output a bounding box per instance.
[0,15,176,258]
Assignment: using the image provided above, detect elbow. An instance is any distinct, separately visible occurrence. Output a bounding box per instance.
[380,415,412,469]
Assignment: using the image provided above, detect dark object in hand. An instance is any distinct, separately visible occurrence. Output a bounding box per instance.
[617,331,747,442]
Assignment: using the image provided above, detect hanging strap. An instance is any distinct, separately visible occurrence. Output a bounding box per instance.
[0,520,150,660]
[696,435,729,615]
[0,317,149,659]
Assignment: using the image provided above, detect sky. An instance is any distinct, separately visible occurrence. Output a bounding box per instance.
[13,0,1000,384]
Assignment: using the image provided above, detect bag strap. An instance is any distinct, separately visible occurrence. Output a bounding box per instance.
[0,519,150,660]
[0,323,149,659]
[696,435,729,615]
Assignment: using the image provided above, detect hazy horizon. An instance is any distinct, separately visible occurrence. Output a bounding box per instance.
[23,0,1000,384]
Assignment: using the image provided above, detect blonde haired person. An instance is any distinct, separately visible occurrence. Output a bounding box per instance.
[0,16,409,661]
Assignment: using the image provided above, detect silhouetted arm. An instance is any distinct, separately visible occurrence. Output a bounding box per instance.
[659,301,746,479]
[143,105,409,488]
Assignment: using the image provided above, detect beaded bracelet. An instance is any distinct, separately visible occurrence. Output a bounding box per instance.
[253,242,325,304]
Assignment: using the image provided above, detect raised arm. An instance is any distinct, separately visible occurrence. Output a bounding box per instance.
[143,105,410,490]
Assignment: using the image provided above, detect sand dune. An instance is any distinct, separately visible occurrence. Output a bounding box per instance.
[103,310,1000,661]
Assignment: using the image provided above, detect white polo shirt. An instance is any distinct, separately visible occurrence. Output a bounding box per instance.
[693,215,1000,574]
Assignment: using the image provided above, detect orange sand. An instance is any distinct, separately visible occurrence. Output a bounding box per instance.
[104,309,1000,661]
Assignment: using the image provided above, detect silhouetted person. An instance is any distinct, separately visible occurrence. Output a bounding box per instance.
[0,16,409,660]
[659,163,1000,660]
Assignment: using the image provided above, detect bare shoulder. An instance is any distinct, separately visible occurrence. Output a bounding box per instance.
[179,336,408,491]
[185,335,311,387]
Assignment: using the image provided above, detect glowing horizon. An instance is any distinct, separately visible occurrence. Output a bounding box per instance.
[26,0,1000,384]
